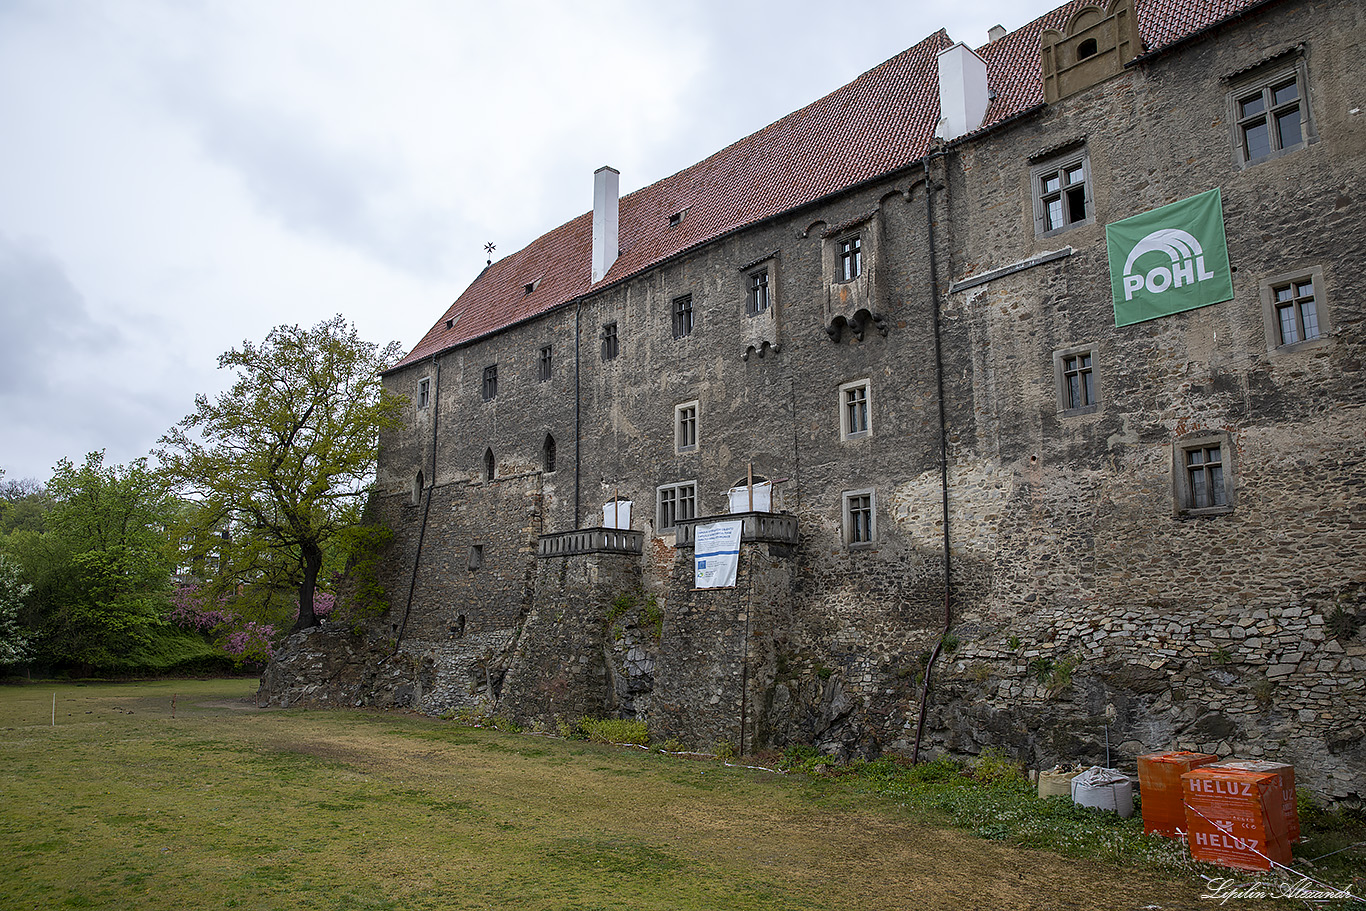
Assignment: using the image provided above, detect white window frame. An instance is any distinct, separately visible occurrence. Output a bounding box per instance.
[838,379,872,440]
[842,488,877,546]
[675,401,699,453]
[656,481,697,534]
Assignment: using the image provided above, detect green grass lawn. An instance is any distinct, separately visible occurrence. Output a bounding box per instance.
[0,679,1355,910]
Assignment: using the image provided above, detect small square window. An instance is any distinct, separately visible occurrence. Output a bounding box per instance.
[417,377,431,409]
[1231,63,1310,167]
[657,481,697,533]
[1031,149,1091,236]
[843,489,876,546]
[538,345,553,382]
[747,269,771,316]
[672,294,694,338]
[839,379,871,440]
[837,235,862,282]
[481,365,498,401]
[1260,267,1331,353]
[1174,433,1235,516]
[675,401,698,453]
[601,322,619,361]
[1053,345,1100,414]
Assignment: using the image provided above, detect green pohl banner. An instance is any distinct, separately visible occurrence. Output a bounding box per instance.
[1107,188,1233,327]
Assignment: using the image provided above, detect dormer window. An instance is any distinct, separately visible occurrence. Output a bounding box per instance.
[445,318,454,329]
[524,277,542,295]
[668,207,689,228]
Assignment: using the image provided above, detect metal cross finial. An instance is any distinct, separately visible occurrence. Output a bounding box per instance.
[484,241,496,265]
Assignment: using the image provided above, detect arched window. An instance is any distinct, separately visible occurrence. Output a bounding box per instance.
[543,434,556,473]
[1076,37,1098,60]
[484,448,495,481]
[412,470,424,505]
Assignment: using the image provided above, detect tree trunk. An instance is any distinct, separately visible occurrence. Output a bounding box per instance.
[293,541,323,632]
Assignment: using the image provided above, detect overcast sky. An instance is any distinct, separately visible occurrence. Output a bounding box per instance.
[0,0,1061,483]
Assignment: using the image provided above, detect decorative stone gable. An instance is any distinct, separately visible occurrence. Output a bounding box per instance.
[1041,0,1142,103]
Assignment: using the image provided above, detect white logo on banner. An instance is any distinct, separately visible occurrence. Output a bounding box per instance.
[1121,228,1216,300]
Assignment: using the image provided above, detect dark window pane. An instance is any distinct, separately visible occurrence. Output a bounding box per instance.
[1276,108,1302,149]
[1066,185,1087,221]
[1272,80,1298,105]
[1082,371,1095,406]
[1239,92,1266,117]
[1243,121,1270,160]
[1068,375,1081,409]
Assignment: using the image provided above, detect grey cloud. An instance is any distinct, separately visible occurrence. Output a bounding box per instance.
[154,61,456,277]
[0,233,120,396]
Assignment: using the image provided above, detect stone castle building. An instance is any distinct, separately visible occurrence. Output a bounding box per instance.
[262,0,1366,801]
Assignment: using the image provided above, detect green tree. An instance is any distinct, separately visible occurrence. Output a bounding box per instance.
[0,555,33,666]
[8,452,177,670]
[158,316,404,632]
[0,476,49,537]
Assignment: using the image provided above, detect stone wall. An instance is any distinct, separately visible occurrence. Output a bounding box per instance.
[262,0,1366,803]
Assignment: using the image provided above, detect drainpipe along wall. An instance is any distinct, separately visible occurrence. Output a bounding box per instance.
[396,353,441,651]
[912,148,954,764]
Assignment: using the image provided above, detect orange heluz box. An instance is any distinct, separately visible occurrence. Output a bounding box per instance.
[1181,767,1292,872]
[1209,760,1299,843]
[1137,751,1218,837]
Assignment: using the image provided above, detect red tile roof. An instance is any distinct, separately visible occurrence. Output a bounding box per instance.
[392,0,1268,370]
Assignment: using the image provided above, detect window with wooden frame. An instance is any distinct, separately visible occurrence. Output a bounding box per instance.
[1053,345,1100,414]
[601,322,619,361]
[656,481,697,533]
[1031,148,1092,236]
[1260,267,1331,353]
[747,268,771,316]
[839,379,871,440]
[675,401,698,453]
[1231,58,1311,167]
[1174,432,1235,516]
[843,488,876,545]
[836,235,862,282]
[672,294,694,339]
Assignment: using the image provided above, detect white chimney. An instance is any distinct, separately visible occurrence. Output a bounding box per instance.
[988,24,1007,42]
[592,166,619,283]
[936,43,990,142]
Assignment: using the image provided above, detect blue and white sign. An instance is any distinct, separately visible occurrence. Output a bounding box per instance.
[694,520,743,589]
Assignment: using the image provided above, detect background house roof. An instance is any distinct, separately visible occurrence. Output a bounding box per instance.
[392,0,1267,371]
